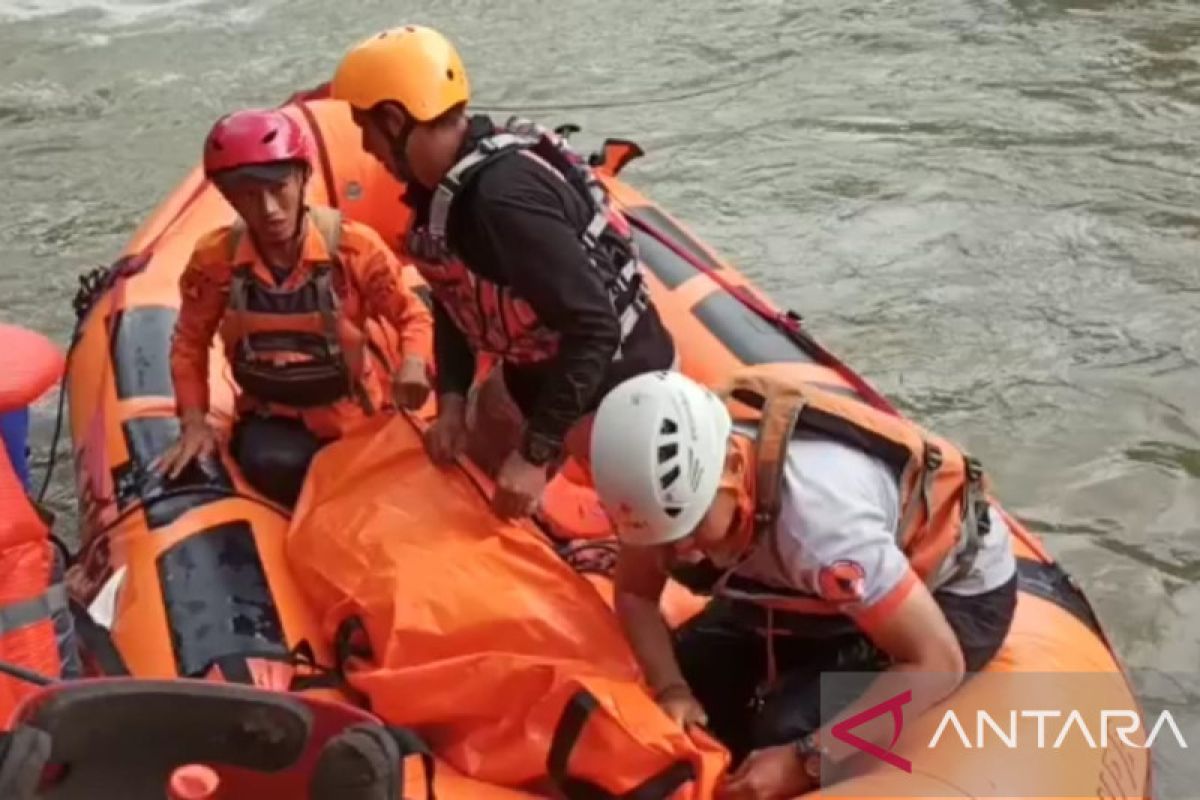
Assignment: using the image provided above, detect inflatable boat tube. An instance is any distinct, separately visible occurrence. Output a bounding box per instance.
[57,88,1151,799]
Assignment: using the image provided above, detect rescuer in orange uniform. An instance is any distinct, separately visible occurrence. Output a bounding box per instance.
[158,108,434,506]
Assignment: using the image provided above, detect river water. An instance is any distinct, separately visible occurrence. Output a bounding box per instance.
[2,0,1198,756]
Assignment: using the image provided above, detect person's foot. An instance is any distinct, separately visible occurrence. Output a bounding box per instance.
[308,724,399,800]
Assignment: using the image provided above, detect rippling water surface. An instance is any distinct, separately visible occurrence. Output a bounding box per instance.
[2,0,1198,732]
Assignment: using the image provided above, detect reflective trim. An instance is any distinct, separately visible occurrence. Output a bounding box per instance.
[0,590,54,634]
[46,581,67,614]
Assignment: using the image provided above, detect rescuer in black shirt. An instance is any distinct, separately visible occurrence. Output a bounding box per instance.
[331,25,676,519]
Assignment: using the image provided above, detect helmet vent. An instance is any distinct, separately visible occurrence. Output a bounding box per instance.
[261,129,278,144]
[660,418,678,436]
[657,443,678,464]
[664,507,682,519]
[660,464,681,491]
[447,68,456,80]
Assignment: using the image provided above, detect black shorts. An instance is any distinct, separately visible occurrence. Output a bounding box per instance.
[675,573,1018,763]
[231,415,328,508]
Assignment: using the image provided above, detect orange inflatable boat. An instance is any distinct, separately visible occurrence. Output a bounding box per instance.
[46,84,1152,799]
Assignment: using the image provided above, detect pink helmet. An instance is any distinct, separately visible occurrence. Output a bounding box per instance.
[202,108,313,181]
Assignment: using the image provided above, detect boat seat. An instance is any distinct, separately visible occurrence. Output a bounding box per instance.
[14,678,312,799]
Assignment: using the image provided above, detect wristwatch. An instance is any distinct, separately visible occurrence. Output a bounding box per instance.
[794,733,826,782]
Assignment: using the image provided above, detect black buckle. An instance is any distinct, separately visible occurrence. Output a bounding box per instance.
[977,500,992,537]
[333,616,373,675]
[964,455,983,483]
[753,509,778,536]
[406,229,445,263]
[924,442,944,471]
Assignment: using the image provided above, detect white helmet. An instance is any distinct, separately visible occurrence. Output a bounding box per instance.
[590,371,733,546]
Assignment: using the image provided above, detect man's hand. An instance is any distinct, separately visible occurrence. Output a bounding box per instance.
[424,394,468,465]
[716,743,812,800]
[153,410,218,479]
[492,448,548,520]
[655,684,708,730]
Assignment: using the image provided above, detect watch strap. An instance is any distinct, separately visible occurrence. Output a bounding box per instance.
[520,431,562,466]
[794,733,827,780]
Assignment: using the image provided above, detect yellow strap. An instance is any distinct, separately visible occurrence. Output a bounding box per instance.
[896,440,941,572]
[718,367,809,539]
[750,393,806,540]
[948,456,988,584]
[308,206,343,258]
[308,206,379,415]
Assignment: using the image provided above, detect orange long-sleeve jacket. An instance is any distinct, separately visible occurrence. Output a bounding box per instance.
[170,208,433,439]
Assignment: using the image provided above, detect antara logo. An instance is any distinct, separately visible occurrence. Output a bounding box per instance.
[830,689,914,773]
[928,708,1188,750]
[829,689,1187,773]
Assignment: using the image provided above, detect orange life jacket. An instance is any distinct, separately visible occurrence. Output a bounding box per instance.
[672,363,993,626]
[0,441,64,723]
[218,207,376,413]
[405,118,650,365]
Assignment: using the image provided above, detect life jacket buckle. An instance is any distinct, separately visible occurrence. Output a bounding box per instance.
[478,136,507,155]
[406,228,449,265]
[924,442,944,471]
[753,509,777,531]
[554,123,581,139]
[976,501,992,538]
[964,454,983,484]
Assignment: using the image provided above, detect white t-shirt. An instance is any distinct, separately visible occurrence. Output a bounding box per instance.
[730,426,1016,626]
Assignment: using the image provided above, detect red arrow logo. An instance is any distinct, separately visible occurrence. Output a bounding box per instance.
[829,689,913,773]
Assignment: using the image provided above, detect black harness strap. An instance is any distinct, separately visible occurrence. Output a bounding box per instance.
[386,726,438,800]
[547,690,698,800]
[68,599,130,676]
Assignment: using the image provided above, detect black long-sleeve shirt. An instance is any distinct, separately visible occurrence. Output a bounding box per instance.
[411,116,675,461]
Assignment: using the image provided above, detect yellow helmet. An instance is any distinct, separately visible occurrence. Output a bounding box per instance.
[330,25,470,123]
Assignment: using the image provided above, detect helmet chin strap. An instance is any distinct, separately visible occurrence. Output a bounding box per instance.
[292,166,310,244]
[387,110,419,184]
[280,166,313,266]
[707,435,758,566]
